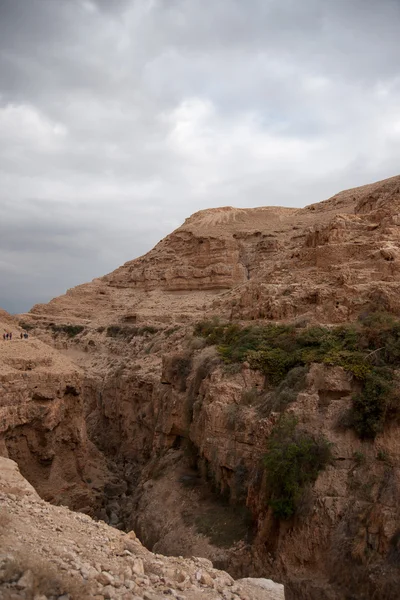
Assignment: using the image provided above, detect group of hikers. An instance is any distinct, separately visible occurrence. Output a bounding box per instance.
[2,332,29,340]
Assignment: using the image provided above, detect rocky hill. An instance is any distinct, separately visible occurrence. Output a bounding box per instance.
[8,174,400,599]
[26,174,400,326]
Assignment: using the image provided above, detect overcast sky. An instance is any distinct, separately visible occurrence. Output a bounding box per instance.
[1,0,400,313]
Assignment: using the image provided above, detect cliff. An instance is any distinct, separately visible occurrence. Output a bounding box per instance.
[0,311,111,512]
[13,174,400,600]
[26,174,400,326]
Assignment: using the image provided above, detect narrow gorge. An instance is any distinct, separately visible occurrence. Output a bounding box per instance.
[3,175,400,600]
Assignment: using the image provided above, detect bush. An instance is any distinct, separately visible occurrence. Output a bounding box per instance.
[19,321,34,331]
[168,356,193,392]
[241,387,261,405]
[263,416,333,519]
[263,366,308,415]
[350,369,396,440]
[194,313,400,438]
[49,324,84,337]
[247,348,299,385]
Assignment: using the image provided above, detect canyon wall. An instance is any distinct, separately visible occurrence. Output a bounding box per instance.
[14,174,400,599]
[0,313,111,512]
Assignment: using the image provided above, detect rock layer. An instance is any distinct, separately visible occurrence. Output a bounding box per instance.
[25,174,400,326]
[0,312,110,512]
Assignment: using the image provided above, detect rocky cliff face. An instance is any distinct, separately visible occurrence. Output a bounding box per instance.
[14,174,400,600]
[0,312,111,512]
[26,174,400,326]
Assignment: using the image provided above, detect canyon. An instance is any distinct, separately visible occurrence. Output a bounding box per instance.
[2,174,400,599]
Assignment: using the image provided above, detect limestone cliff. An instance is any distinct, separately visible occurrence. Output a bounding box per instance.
[0,312,110,512]
[15,174,400,600]
[26,174,400,326]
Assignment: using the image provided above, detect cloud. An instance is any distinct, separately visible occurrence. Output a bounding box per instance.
[0,0,400,312]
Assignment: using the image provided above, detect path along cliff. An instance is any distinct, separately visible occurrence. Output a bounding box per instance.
[8,174,400,599]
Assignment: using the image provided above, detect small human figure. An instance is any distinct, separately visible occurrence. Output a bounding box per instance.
[2,333,5,340]
[5,333,9,340]
[24,333,28,339]
[20,332,23,339]
[9,332,12,340]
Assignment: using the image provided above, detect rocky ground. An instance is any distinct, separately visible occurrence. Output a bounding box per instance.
[0,457,284,600]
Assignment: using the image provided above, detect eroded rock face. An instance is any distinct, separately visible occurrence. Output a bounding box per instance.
[24,174,400,326]
[0,313,110,512]
[38,323,399,600]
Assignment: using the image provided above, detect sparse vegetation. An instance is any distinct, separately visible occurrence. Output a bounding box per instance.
[186,354,219,421]
[263,415,333,519]
[49,323,85,337]
[353,451,366,466]
[167,356,193,392]
[19,321,34,331]
[165,326,179,337]
[195,313,400,438]
[240,387,260,405]
[349,368,400,440]
[377,449,390,463]
[106,324,159,340]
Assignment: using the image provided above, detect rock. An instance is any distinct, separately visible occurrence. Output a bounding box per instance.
[97,571,114,586]
[16,569,34,590]
[131,558,144,576]
[102,584,117,599]
[238,578,285,600]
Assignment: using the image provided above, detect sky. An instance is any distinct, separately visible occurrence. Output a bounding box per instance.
[1,0,400,313]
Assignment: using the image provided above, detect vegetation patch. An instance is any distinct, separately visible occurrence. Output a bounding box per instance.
[19,321,34,331]
[195,313,400,439]
[263,415,333,519]
[349,368,399,440]
[48,323,85,337]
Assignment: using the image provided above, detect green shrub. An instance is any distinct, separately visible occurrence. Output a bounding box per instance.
[322,349,371,380]
[353,451,366,466]
[195,313,400,438]
[49,324,85,337]
[241,387,261,405]
[350,369,395,440]
[19,321,34,331]
[263,416,333,519]
[263,366,308,415]
[247,348,299,385]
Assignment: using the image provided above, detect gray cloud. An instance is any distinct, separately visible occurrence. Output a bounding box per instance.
[1,0,400,312]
